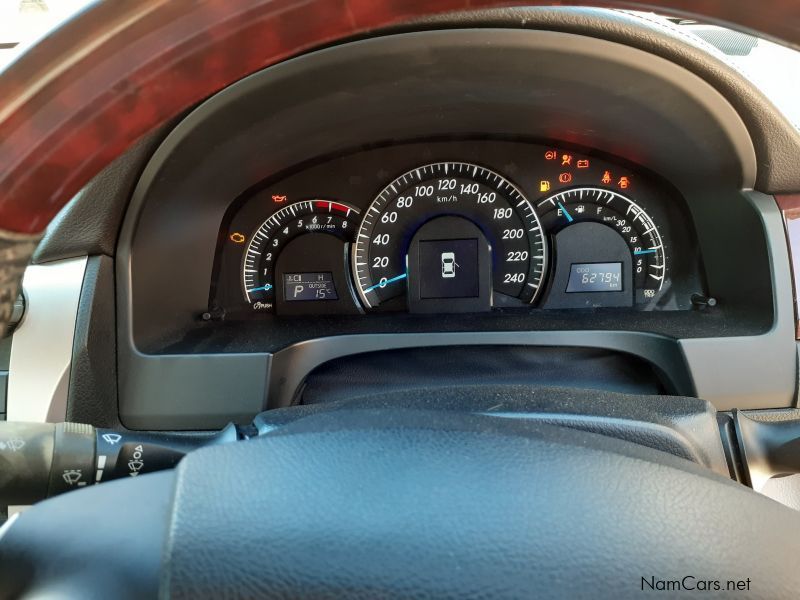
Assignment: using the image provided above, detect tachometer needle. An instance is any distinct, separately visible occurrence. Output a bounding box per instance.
[557,201,574,223]
[633,249,657,255]
[364,272,407,293]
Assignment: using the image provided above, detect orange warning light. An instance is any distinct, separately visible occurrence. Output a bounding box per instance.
[618,176,630,189]
[272,194,287,203]
[230,232,246,243]
[576,159,590,169]
[601,170,612,185]
[558,173,572,184]
[561,154,573,167]
[539,180,551,192]
[544,150,558,160]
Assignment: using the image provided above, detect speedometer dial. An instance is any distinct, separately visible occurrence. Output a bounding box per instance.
[353,162,547,310]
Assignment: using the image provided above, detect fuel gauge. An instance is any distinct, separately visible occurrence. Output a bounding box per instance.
[537,187,667,308]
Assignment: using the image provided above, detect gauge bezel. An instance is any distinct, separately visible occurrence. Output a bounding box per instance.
[352,161,547,310]
[537,186,667,306]
[242,199,360,307]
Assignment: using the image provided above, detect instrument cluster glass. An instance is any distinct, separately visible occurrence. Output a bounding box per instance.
[211,140,701,318]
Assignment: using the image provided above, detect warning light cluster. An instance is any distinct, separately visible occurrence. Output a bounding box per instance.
[543,150,630,191]
[600,170,630,189]
[543,150,592,190]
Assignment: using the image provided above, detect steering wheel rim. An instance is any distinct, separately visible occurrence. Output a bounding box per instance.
[0,4,799,594]
[1,0,798,234]
[0,1,796,328]
[3,407,800,597]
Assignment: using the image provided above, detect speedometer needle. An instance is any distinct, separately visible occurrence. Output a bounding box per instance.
[364,272,407,293]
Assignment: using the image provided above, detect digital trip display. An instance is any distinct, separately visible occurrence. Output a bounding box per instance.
[283,272,338,301]
[566,262,623,293]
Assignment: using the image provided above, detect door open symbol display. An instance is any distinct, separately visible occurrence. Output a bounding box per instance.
[417,238,480,300]
[441,252,459,278]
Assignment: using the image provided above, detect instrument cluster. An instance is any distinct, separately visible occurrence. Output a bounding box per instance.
[211,139,701,318]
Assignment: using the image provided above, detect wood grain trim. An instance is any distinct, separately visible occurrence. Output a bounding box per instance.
[0,0,798,234]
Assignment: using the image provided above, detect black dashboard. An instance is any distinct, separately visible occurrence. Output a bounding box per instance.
[211,139,702,319]
[61,16,792,430]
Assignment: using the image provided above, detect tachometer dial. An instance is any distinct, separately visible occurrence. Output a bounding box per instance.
[352,162,547,310]
[243,199,359,309]
[537,187,666,306]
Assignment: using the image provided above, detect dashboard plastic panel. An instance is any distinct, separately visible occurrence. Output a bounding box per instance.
[116,29,795,429]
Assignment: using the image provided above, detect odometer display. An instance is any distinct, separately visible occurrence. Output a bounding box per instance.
[353,162,547,309]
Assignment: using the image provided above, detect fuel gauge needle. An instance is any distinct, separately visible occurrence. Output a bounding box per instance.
[557,201,574,223]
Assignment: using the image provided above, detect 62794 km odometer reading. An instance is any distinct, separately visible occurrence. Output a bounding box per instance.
[352,162,547,309]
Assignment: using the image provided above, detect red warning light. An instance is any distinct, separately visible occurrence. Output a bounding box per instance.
[558,173,573,184]
[576,159,590,169]
[272,194,287,203]
[561,154,573,167]
[601,170,612,185]
[618,176,630,189]
[230,232,245,244]
[544,150,558,160]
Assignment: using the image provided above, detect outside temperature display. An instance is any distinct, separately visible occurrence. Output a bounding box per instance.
[283,272,338,301]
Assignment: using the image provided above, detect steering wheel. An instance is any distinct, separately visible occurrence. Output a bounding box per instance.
[1,1,800,598]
